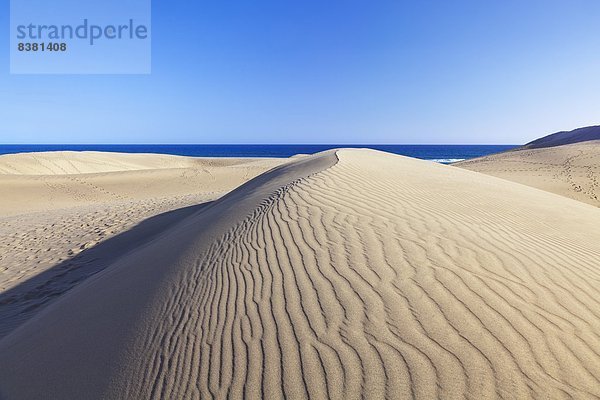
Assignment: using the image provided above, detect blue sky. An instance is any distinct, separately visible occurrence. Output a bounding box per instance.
[1,0,600,144]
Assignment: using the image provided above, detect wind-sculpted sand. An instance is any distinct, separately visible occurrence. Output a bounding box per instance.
[0,152,285,337]
[456,140,600,207]
[2,149,600,399]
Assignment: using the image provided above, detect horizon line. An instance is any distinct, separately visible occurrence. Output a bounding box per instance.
[0,143,520,146]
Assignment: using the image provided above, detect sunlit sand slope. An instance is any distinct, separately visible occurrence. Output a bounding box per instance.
[0,151,285,215]
[456,140,600,206]
[0,151,265,175]
[1,149,600,399]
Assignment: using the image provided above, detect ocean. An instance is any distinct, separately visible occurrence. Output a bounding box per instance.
[0,144,516,163]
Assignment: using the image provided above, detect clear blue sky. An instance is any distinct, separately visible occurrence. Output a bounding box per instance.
[1,0,600,144]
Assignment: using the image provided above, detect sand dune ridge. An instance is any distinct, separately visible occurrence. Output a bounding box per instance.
[2,149,600,399]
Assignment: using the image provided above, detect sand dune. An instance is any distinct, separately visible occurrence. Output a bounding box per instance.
[0,151,284,215]
[456,140,600,206]
[522,125,600,149]
[0,151,270,175]
[2,149,600,399]
[0,152,285,337]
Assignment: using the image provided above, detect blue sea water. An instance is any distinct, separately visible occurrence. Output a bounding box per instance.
[0,144,516,163]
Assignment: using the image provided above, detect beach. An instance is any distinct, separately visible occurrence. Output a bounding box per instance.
[1,148,600,398]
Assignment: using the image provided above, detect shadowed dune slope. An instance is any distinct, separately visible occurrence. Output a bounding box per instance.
[0,152,285,334]
[456,140,600,206]
[2,149,600,399]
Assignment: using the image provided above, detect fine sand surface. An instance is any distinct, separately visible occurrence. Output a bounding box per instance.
[0,151,287,215]
[0,152,285,337]
[1,149,600,399]
[455,140,600,207]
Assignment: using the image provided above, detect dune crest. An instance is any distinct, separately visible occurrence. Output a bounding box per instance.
[2,149,600,399]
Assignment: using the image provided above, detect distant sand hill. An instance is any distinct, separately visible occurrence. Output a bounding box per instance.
[0,151,212,175]
[456,139,600,206]
[522,125,600,150]
[0,151,285,215]
[2,149,600,399]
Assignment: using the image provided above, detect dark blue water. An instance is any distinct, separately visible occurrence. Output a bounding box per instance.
[0,144,516,163]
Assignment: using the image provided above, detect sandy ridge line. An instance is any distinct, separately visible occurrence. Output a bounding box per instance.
[0,150,340,400]
[119,150,345,399]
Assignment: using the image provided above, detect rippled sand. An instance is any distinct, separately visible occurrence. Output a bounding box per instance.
[2,149,600,399]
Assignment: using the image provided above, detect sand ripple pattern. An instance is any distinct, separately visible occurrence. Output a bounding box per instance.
[121,150,600,399]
